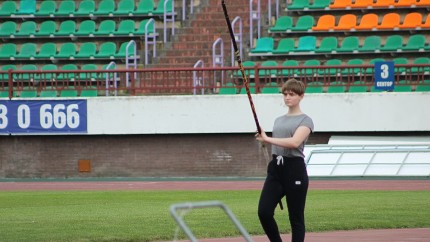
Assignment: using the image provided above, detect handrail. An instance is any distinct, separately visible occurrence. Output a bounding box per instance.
[182,0,194,20]
[193,59,204,95]
[144,18,157,65]
[170,201,254,242]
[105,61,117,96]
[125,40,137,88]
[231,16,243,67]
[249,0,261,48]
[163,0,175,42]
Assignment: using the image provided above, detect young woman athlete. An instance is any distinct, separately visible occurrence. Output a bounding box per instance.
[255,79,314,242]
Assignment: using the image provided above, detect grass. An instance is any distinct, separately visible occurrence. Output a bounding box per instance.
[0,190,429,241]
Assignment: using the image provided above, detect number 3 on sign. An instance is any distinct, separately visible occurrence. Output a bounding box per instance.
[380,64,389,79]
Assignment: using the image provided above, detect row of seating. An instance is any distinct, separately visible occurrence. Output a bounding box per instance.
[0,19,155,38]
[251,34,429,56]
[270,12,430,33]
[0,63,116,82]
[0,41,137,60]
[287,0,430,10]
[0,0,172,17]
[0,88,99,98]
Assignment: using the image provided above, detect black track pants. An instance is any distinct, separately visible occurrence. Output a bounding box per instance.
[258,156,309,242]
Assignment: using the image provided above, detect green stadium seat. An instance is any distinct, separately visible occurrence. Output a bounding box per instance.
[251,37,274,54]
[18,0,36,15]
[36,42,57,60]
[16,43,37,60]
[154,0,173,15]
[137,19,155,35]
[415,85,430,92]
[115,0,135,16]
[291,15,314,32]
[393,57,408,74]
[296,36,316,52]
[35,0,56,17]
[37,64,57,82]
[115,42,136,58]
[393,85,412,92]
[76,20,96,36]
[316,36,338,53]
[261,83,280,94]
[287,0,311,10]
[240,61,256,78]
[35,20,57,37]
[19,90,38,98]
[0,90,10,98]
[403,34,426,51]
[239,83,256,94]
[0,43,17,59]
[306,82,324,93]
[218,83,237,94]
[39,90,58,98]
[56,20,76,37]
[411,57,430,73]
[0,64,16,81]
[95,20,116,36]
[115,19,136,36]
[348,81,368,92]
[342,58,364,76]
[359,35,382,52]
[57,64,78,81]
[0,21,17,37]
[56,42,77,59]
[60,89,78,97]
[16,21,37,37]
[281,59,299,77]
[302,59,320,77]
[337,36,360,53]
[258,60,278,77]
[94,0,115,16]
[309,0,331,9]
[273,38,295,54]
[269,16,293,32]
[0,1,17,17]
[75,0,95,16]
[17,64,38,82]
[76,42,97,59]
[136,0,155,15]
[80,89,98,97]
[55,0,75,17]
[78,64,98,81]
[380,35,403,52]
[327,85,346,93]
[320,59,342,76]
[96,42,117,59]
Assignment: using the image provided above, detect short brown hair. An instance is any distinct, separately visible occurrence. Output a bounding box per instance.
[281,79,305,95]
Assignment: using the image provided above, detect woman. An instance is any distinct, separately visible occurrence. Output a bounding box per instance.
[255,79,314,242]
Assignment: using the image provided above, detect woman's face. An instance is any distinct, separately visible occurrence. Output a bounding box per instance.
[283,91,303,107]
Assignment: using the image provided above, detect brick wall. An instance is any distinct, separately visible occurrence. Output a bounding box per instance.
[0,132,330,178]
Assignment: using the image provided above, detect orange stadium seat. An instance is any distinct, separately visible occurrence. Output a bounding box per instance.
[377,13,401,30]
[333,14,357,31]
[312,14,335,31]
[399,12,422,29]
[330,0,353,9]
[421,14,430,28]
[416,0,430,6]
[394,0,418,7]
[351,0,375,9]
[373,0,396,8]
[355,13,379,30]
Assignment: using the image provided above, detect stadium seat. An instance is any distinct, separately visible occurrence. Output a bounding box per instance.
[380,35,403,52]
[399,12,422,29]
[312,14,335,31]
[334,14,357,31]
[251,37,274,54]
[258,60,278,78]
[393,85,412,92]
[35,20,57,37]
[393,57,409,74]
[327,85,346,93]
[95,42,117,59]
[16,43,37,60]
[17,64,38,82]
[36,64,58,82]
[0,64,16,81]
[115,19,137,36]
[16,21,37,37]
[342,58,364,76]
[269,16,293,32]
[315,36,338,53]
[0,1,17,17]
[95,20,116,36]
[137,19,155,35]
[415,84,430,91]
[80,89,98,97]
[56,20,76,37]
[416,0,430,6]
[296,36,316,52]
[291,15,314,32]
[36,42,57,60]
[351,0,375,8]
[39,90,58,98]
[240,61,256,78]
[75,42,97,59]
[0,21,17,38]
[337,36,360,53]
[359,36,382,52]
[394,0,418,7]
[330,0,353,9]
[60,89,78,97]
[115,42,137,58]
[355,13,379,31]
[57,42,77,59]
[281,60,299,77]
[57,64,78,81]
[35,0,56,17]
[0,43,17,59]
[76,20,96,36]
[422,14,430,28]
[19,90,38,98]
[55,0,76,17]
[115,0,135,16]
[78,64,98,81]
[261,82,280,94]
[287,0,311,10]
[373,0,396,8]
[75,0,95,16]
[309,0,331,9]
[305,82,324,93]
[94,0,115,16]
[154,0,173,15]
[302,59,320,77]
[218,83,237,94]
[403,34,426,51]
[411,57,430,73]
[377,13,401,30]
[136,0,155,15]
[239,83,256,94]
[366,58,385,74]
[273,38,295,54]
[320,59,342,76]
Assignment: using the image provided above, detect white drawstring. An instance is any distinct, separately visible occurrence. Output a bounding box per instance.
[276,155,284,165]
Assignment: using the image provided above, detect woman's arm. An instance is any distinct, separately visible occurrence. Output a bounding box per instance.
[256,126,311,149]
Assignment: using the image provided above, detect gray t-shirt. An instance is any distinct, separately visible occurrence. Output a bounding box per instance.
[271,113,314,158]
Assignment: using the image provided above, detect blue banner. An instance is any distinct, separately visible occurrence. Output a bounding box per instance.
[374,61,395,91]
[0,100,87,134]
